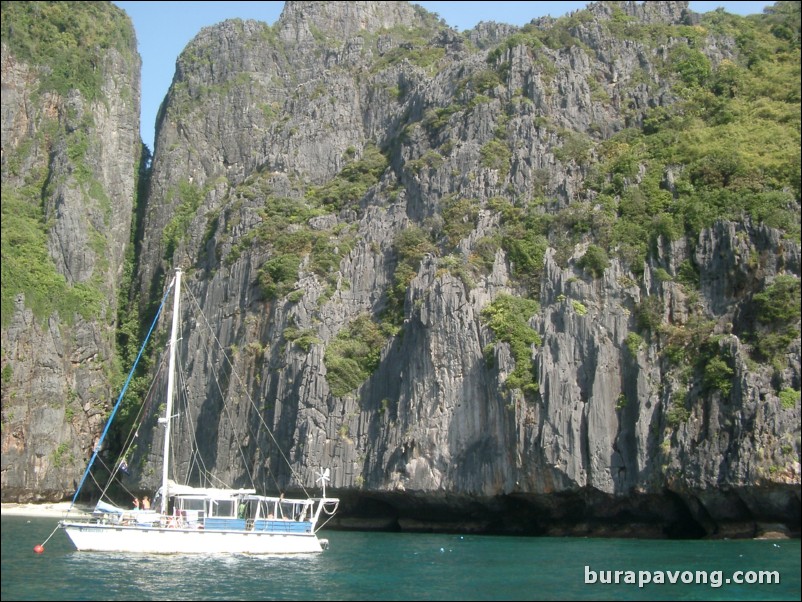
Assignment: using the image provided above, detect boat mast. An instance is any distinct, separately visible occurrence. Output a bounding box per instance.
[160,268,182,515]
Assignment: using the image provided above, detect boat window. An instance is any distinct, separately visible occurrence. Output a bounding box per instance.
[280,502,296,519]
[177,497,206,511]
[210,499,235,517]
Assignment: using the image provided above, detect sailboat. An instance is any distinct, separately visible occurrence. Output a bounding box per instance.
[59,269,339,554]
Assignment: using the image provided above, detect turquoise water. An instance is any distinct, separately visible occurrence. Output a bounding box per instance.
[2,515,799,601]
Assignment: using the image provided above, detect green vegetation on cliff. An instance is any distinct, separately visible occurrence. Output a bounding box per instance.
[1,184,103,326]
[1,1,138,327]
[481,295,541,400]
[1,1,136,102]
[324,314,389,397]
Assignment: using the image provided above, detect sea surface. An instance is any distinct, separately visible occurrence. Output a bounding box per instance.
[1,515,799,601]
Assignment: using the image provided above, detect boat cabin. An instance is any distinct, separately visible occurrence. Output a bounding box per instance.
[166,488,317,533]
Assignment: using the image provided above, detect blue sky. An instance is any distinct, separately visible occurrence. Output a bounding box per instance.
[112,1,776,151]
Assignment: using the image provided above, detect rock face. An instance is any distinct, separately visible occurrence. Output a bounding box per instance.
[1,2,141,501]
[2,1,800,537]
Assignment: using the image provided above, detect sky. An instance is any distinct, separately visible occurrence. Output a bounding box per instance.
[112,1,777,151]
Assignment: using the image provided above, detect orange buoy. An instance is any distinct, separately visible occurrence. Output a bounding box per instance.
[33,544,44,554]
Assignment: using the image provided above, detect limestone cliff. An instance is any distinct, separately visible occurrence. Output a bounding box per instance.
[2,1,799,538]
[1,2,141,500]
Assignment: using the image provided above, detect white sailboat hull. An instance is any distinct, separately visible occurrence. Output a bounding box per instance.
[61,522,326,554]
